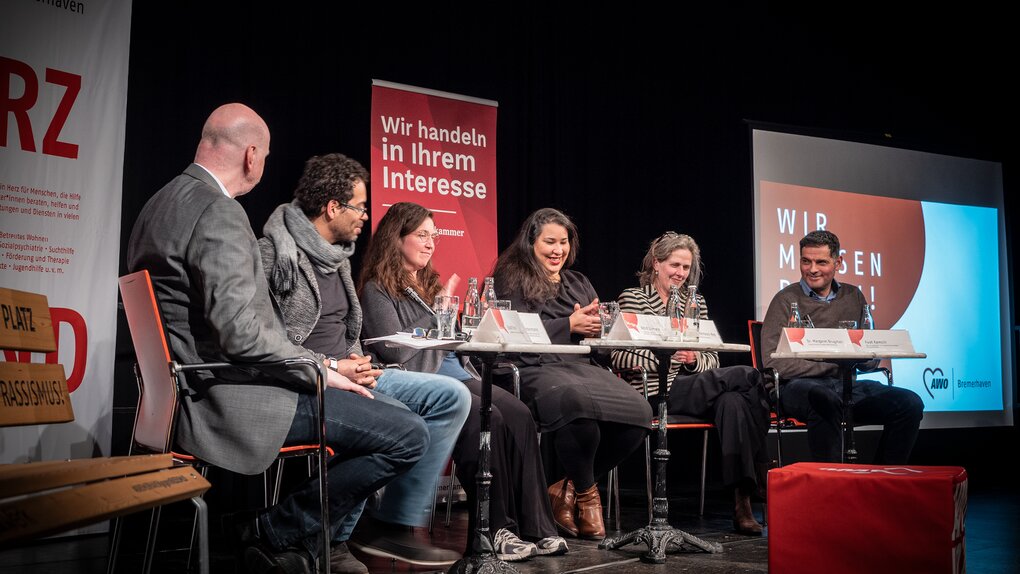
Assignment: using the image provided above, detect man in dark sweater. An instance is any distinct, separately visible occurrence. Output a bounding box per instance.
[761,230,924,463]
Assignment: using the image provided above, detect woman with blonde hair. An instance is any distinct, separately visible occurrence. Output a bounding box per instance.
[612,231,770,535]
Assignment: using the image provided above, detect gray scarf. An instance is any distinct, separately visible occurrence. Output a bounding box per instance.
[263,201,356,294]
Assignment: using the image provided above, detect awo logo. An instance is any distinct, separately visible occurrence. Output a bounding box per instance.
[923,367,950,399]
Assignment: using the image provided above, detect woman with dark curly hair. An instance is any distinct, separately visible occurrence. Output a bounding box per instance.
[491,208,652,540]
[359,202,568,561]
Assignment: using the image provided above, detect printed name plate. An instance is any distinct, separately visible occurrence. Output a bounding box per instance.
[607,312,669,341]
[472,310,550,344]
[696,319,723,345]
[776,328,853,354]
[848,329,916,354]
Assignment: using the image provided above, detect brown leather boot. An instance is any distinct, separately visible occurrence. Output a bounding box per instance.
[548,478,578,537]
[733,485,763,536]
[574,484,606,540]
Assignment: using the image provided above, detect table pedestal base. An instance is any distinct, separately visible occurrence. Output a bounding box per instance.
[447,556,520,574]
[600,523,723,563]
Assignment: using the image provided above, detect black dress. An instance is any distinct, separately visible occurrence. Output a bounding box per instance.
[496,270,653,432]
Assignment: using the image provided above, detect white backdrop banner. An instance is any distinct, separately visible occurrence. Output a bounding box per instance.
[1,0,132,489]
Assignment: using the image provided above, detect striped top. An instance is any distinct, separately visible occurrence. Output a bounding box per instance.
[610,284,719,396]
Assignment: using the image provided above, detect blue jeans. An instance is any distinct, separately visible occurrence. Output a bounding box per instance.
[334,368,471,540]
[260,386,429,556]
[779,377,924,463]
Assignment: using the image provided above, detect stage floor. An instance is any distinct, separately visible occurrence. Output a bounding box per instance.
[3,481,1017,574]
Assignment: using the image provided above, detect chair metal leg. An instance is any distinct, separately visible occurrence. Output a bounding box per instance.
[612,466,621,532]
[643,436,652,523]
[142,506,160,574]
[604,467,622,531]
[604,468,614,523]
[445,460,456,527]
[699,430,708,516]
[273,459,287,505]
[106,515,123,574]
[775,423,784,467]
[429,482,438,534]
[190,496,209,574]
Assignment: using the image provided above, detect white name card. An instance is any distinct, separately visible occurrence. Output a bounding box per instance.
[608,312,669,341]
[472,309,551,344]
[848,329,916,353]
[697,319,723,345]
[776,328,853,353]
[777,328,916,355]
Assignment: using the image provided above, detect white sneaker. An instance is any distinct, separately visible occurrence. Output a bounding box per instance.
[533,535,569,556]
[494,528,536,562]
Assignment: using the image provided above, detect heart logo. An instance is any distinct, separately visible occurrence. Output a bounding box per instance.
[922,367,944,400]
[848,329,864,346]
[786,327,805,344]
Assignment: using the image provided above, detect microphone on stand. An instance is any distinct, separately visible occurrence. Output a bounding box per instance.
[404,286,437,316]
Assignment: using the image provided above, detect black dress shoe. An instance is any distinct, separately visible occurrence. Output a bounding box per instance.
[236,514,314,574]
[245,545,314,574]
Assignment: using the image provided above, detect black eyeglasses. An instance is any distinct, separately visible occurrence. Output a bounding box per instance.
[340,202,368,216]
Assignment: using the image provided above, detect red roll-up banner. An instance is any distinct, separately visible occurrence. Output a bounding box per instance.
[370,80,498,286]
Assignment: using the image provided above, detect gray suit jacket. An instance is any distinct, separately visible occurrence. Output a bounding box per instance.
[127,164,316,475]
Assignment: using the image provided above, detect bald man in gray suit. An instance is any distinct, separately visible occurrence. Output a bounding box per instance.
[127,103,429,574]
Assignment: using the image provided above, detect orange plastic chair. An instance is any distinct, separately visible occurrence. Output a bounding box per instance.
[109,270,332,574]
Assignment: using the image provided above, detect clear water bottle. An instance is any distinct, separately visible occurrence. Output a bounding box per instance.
[668,285,684,340]
[481,277,497,312]
[462,277,481,331]
[681,285,700,342]
[861,303,875,330]
[788,302,803,328]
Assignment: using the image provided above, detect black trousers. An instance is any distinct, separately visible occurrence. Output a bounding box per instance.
[666,365,771,488]
[779,377,924,463]
[453,379,557,540]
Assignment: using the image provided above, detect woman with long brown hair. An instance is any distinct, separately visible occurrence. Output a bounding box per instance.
[492,207,652,540]
[358,202,567,561]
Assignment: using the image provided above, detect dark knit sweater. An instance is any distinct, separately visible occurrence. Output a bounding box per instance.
[761,281,877,379]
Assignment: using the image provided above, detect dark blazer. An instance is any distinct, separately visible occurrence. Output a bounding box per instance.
[127,164,315,475]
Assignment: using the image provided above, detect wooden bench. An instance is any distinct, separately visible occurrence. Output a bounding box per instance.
[0,287,211,572]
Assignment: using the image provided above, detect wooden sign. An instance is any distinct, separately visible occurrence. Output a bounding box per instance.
[0,287,56,353]
[0,464,210,545]
[0,362,74,427]
[0,454,174,498]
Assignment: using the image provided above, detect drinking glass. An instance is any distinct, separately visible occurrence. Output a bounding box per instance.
[599,301,620,338]
[492,300,512,311]
[838,320,858,329]
[433,295,460,340]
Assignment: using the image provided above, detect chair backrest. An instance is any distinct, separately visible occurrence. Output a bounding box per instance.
[747,320,765,370]
[118,270,178,454]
